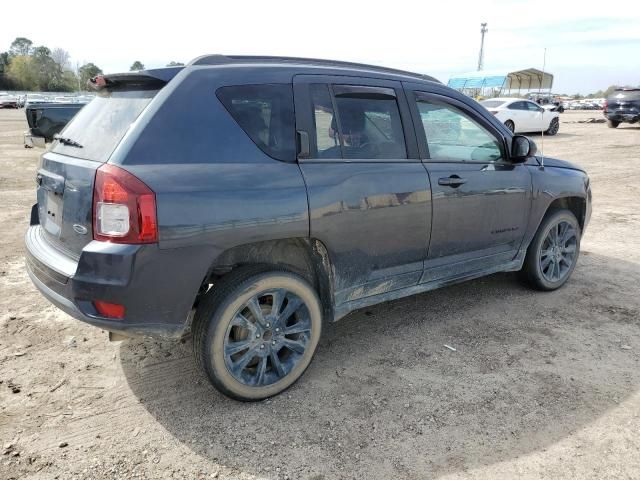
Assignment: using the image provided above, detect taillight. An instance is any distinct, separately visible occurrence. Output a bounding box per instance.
[92,164,158,244]
[603,100,608,112]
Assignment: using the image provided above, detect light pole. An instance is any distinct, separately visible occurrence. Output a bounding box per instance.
[478,22,488,71]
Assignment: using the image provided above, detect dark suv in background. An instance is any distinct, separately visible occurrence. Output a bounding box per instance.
[604,87,640,128]
[25,55,591,401]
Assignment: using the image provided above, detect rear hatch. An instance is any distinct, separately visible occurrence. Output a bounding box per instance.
[36,68,180,257]
[607,89,640,115]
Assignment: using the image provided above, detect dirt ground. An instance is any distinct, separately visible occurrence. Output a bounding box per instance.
[1,108,639,480]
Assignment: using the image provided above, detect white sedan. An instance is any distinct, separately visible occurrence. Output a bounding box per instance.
[480,98,560,135]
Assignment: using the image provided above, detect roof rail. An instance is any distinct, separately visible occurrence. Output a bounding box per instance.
[188,54,440,83]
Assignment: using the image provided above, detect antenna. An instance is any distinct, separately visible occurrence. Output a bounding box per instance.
[539,48,546,168]
[477,23,488,71]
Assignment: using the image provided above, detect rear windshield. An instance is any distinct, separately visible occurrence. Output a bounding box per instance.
[609,90,640,101]
[216,84,296,161]
[480,100,506,108]
[52,89,158,162]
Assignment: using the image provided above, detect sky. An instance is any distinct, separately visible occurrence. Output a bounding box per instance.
[2,0,639,94]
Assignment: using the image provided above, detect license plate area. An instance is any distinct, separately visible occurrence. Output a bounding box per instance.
[41,190,64,237]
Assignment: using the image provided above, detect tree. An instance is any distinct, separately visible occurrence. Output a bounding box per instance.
[7,56,38,90]
[51,48,71,70]
[166,61,184,67]
[78,62,103,87]
[30,46,64,91]
[130,61,145,71]
[9,37,33,56]
[0,52,14,89]
[603,85,619,97]
[47,70,78,92]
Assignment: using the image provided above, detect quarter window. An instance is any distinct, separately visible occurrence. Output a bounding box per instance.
[416,100,503,163]
[217,84,296,161]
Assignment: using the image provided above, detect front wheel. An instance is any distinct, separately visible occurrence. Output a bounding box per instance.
[545,117,559,135]
[192,266,323,401]
[521,209,581,291]
[607,119,619,128]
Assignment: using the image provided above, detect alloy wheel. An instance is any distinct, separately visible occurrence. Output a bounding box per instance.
[223,289,311,387]
[539,220,577,282]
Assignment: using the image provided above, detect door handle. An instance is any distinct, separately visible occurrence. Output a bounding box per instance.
[438,175,467,187]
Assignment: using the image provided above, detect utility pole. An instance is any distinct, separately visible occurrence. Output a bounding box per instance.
[477,22,488,71]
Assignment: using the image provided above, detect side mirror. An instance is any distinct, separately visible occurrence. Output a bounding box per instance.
[511,135,537,161]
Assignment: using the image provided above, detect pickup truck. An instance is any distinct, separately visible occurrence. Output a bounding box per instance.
[24,102,86,148]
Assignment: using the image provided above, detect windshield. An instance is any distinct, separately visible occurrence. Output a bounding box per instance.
[480,100,506,108]
[52,89,158,162]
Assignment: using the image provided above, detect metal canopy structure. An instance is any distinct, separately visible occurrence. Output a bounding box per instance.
[447,68,553,92]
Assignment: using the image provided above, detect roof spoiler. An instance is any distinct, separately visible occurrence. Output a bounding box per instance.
[88,67,183,91]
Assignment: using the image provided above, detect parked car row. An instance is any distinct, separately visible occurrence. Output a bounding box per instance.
[0,92,95,109]
[0,92,21,108]
[25,55,591,401]
[565,101,603,111]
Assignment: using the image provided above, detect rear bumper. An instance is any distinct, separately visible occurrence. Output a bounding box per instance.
[24,220,205,339]
[604,111,640,123]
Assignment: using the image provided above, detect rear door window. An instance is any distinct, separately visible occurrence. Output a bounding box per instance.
[525,101,542,111]
[217,84,296,161]
[52,90,158,162]
[310,84,341,158]
[309,84,407,160]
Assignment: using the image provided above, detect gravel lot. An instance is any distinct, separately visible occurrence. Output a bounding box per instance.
[1,109,639,480]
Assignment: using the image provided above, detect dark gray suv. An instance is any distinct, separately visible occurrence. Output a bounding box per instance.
[25,55,592,400]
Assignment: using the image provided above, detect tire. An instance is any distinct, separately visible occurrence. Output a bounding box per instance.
[545,117,559,135]
[504,120,515,133]
[607,120,619,128]
[192,265,323,401]
[521,209,581,291]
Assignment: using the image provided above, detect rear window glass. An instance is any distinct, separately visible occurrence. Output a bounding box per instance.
[481,100,505,108]
[217,84,296,161]
[610,90,640,101]
[52,90,157,162]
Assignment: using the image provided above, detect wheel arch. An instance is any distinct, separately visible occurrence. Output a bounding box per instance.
[199,238,336,323]
[544,196,587,231]
[504,119,515,132]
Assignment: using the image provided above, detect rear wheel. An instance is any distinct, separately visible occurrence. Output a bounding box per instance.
[521,209,581,291]
[607,120,619,128]
[504,120,515,133]
[545,117,559,135]
[192,266,323,401]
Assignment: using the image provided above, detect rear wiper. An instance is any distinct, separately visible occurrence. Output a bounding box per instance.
[53,134,83,148]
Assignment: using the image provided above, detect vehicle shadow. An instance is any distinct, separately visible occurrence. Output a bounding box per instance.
[120,251,640,479]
